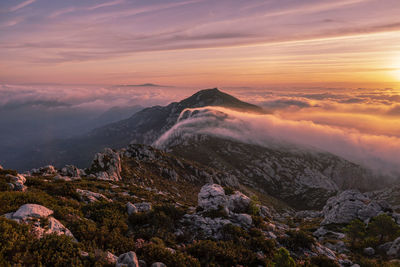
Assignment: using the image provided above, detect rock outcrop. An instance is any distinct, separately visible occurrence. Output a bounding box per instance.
[198,184,229,212]
[321,190,391,225]
[181,184,272,239]
[6,173,27,192]
[76,189,112,203]
[3,204,74,239]
[91,148,122,181]
[387,237,400,258]
[116,251,139,267]
[30,165,57,176]
[60,165,83,178]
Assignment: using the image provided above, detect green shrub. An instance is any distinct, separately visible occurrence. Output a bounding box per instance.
[343,219,366,248]
[139,243,200,267]
[202,205,228,219]
[187,240,268,266]
[26,234,87,266]
[280,230,315,250]
[367,214,400,244]
[308,255,339,267]
[273,248,295,267]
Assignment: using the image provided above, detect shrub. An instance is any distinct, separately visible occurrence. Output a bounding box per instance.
[280,230,315,250]
[367,214,400,244]
[308,255,339,267]
[139,243,200,267]
[26,234,87,266]
[247,195,260,216]
[273,248,295,267]
[343,219,366,248]
[187,240,268,266]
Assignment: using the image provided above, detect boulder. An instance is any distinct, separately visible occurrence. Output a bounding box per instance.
[30,165,57,176]
[198,184,228,212]
[138,260,147,267]
[134,202,152,212]
[228,191,251,213]
[91,148,122,181]
[116,251,139,267]
[60,165,82,178]
[76,189,112,203]
[363,247,375,256]
[321,190,388,225]
[3,204,74,239]
[231,213,252,228]
[127,202,138,215]
[104,251,118,265]
[6,173,27,192]
[12,204,53,219]
[151,263,166,267]
[387,237,400,258]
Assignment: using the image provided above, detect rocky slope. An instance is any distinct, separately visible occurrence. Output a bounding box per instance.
[2,143,400,266]
[164,135,390,209]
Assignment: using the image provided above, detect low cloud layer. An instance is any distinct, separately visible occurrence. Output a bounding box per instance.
[155,107,400,176]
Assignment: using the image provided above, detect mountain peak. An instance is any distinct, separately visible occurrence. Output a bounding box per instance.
[179,88,264,113]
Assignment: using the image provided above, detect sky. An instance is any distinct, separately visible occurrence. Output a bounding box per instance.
[1,0,400,86]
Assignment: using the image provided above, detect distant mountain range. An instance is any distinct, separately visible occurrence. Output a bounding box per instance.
[14,88,264,170]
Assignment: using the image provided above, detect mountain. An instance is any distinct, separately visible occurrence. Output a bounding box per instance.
[15,88,265,170]
[162,134,390,209]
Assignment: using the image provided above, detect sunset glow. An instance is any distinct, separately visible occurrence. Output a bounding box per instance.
[1,0,400,86]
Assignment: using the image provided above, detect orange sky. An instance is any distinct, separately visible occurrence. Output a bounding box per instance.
[1,0,400,87]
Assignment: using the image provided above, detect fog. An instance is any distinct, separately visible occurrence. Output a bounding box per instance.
[155,107,400,176]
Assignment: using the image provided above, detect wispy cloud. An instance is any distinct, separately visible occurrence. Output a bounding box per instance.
[9,0,36,12]
[87,0,125,11]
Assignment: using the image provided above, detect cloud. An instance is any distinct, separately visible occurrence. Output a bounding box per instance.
[260,99,312,109]
[154,106,400,176]
[87,0,125,11]
[0,83,184,111]
[387,105,400,116]
[9,0,36,12]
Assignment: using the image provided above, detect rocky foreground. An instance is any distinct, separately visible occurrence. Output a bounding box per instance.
[2,147,400,266]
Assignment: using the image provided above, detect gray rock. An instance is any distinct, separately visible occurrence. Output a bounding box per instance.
[134,202,152,212]
[231,213,252,228]
[377,241,393,252]
[198,184,228,212]
[151,263,166,267]
[3,204,74,239]
[139,260,147,267]
[12,204,53,219]
[127,202,138,215]
[387,237,400,257]
[363,247,375,256]
[30,165,57,176]
[76,189,112,203]
[105,251,118,265]
[6,173,27,192]
[91,148,122,181]
[321,190,387,225]
[60,165,82,178]
[228,191,251,213]
[116,251,139,267]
